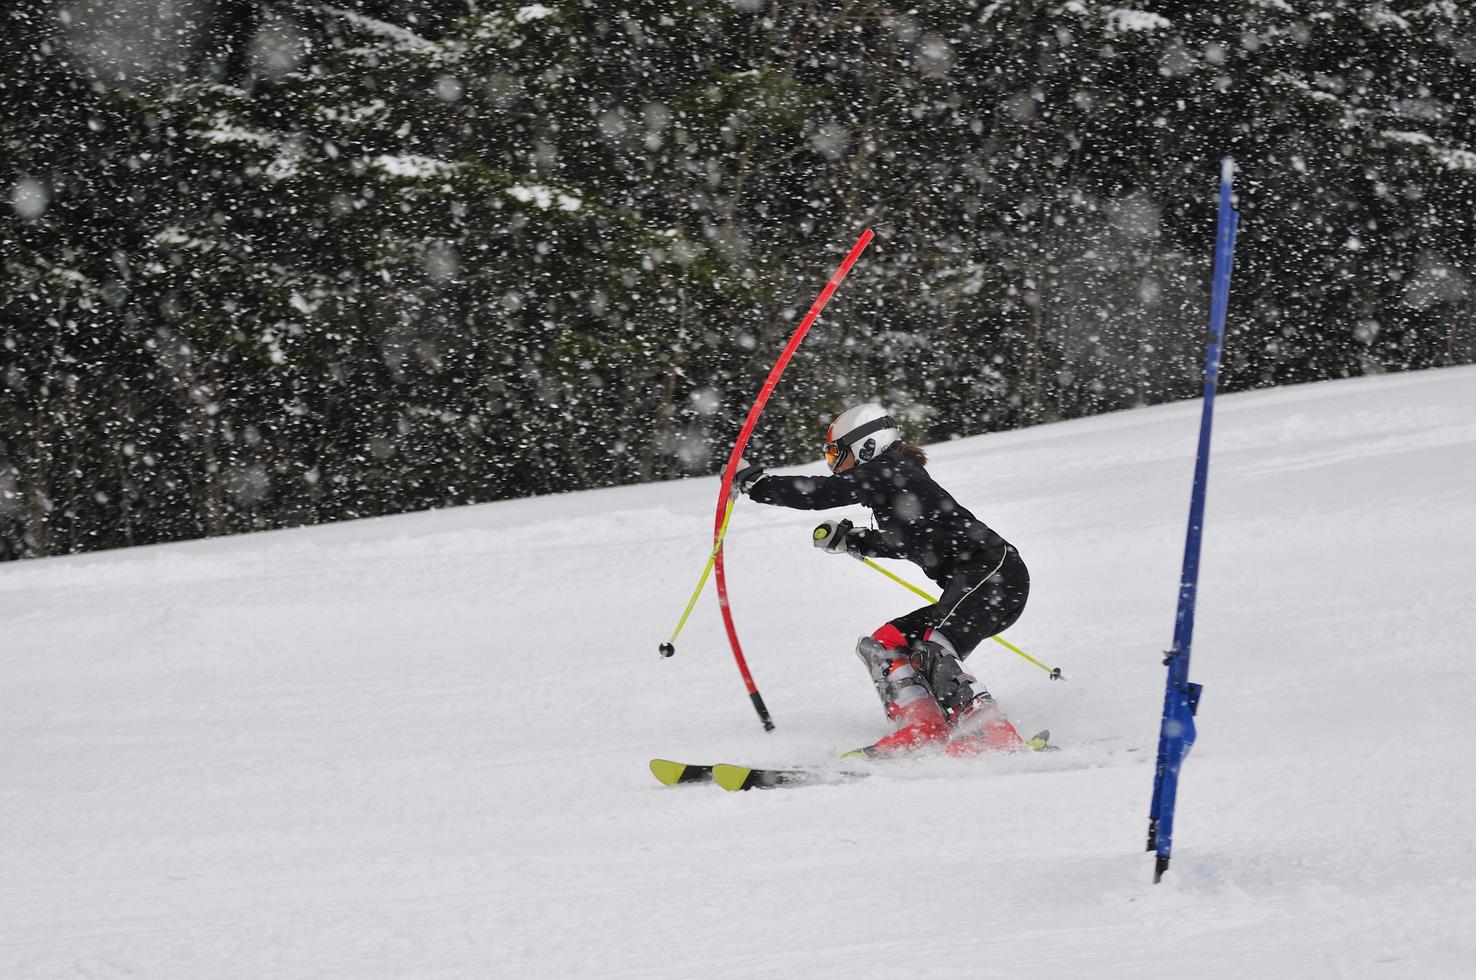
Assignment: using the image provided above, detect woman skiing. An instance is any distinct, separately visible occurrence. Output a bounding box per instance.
[733,403,1031,757]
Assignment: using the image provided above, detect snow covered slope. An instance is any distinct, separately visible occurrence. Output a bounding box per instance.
[3,366,1474,978]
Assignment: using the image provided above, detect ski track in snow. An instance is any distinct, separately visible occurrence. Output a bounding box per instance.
[2,367,1475,978]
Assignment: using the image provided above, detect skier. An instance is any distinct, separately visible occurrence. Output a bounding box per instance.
[733,403,1030,757]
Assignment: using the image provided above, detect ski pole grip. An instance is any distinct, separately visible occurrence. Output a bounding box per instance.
[813,519,854,552]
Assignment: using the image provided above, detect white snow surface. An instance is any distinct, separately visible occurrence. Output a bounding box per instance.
[4,366,1476,978]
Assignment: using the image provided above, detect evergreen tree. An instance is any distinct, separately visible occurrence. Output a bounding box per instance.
[3,0,1472,560]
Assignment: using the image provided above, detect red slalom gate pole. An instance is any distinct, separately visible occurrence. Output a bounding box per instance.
[712,229,875,731]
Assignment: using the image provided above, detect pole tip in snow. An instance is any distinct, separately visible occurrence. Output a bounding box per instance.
[750,691,776,731]
[659,642,676,658]
[1049,667,1064,681]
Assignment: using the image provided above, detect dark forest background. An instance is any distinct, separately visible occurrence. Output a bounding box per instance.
[3,0,1474,561]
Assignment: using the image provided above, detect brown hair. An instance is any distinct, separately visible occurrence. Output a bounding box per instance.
[895,442,928,466]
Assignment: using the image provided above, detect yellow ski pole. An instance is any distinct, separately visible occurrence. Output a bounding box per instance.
[853,554,1064,681]
[858,556,935,603]
[659,498,738,658]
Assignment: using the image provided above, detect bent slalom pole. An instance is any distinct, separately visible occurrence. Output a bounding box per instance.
[817,522,1063,679]
[656,233,875,706]
[711,229,876,731]
[659,498,737,657]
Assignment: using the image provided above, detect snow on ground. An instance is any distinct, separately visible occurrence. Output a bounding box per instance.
[2,366,1475,978]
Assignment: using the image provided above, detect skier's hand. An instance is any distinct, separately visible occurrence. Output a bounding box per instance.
[732,457,766,498]
[812,519,860,557]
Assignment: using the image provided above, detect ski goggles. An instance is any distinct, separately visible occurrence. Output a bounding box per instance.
[824,415,897,473]
[823,440,845,472]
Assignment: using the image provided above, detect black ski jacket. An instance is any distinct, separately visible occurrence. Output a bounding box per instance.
[747,448,1014,586]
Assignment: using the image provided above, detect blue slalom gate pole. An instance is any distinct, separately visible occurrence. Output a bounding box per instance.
[1148,157,1240,883]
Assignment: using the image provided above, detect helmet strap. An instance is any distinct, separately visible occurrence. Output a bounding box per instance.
[836,415,897,454]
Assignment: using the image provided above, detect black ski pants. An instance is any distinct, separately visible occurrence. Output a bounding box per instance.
[887,545,1030,658]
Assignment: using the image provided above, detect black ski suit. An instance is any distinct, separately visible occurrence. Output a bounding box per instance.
[747,448,1029,656]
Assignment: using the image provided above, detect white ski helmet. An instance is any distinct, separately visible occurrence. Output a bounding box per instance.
[824,403,901,473]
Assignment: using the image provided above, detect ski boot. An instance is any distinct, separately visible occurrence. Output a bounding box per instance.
[904,638,1028,756]
[944,690,1026,756]
[848,636,949,758]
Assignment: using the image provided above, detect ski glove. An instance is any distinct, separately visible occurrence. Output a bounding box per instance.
[732,457,767,498]
[812,519,862,558]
